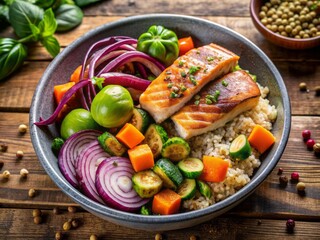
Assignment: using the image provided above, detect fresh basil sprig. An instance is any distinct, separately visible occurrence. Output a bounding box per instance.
[55,4,83,32]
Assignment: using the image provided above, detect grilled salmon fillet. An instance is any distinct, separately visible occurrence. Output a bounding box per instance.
[171,70,261,139]
[139,43,239,123]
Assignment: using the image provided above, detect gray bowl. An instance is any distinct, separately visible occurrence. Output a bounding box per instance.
[30,14,291,231]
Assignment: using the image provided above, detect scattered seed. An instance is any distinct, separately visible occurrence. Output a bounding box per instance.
[2,170,10,179]
[18,124,28,134]
[71,219,79,228]
[68,206,77,213]
[313,143,320,154]
[302,129,311,141]
[291,172,300,181]
[53,207,60,215]
[34,216,42,224]
[296,182,306,191]
[315,86,320,96]
[55,231,62,240]
[20,168,29,178]
[155,233,163,240]
[306,139,316,150]
[90,234,98,240]
[286,219,295,232]
[299,82,307,91]
[277,167,283,175]
[190,235,197,240]
[28,188,36,198]
[257,219,262,225]
[16,150,24,159]
[0,143,8,152]
[279,175,288,187]
[63,221,72,231]
[32,209,42,217]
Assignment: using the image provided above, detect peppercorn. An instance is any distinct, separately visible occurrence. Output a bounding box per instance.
[286,219,295,232]
[55,231,62,240]
[20,168,29,178]
[279,175,288,187]
[313,143,320,155]
[0,143,8,152]
[28,188,36,198]
[18,124,27,134]
[71,219,79,228]
[296,181,306,191]
[16,150,24,159]
[257,219,262,225]
[302,129,311,141]
[291,172,300,182]
[155,233,163,240]
[90,234,98,240]
[34,216,42,224]
[63,221,72,231]
[315,86,320,96]
[68,206,77,213]
[306,139,316,150]
[299,82,307,91]
[32,209,42,217]
[277,167,283,175]
[2,170,10,179]
[190,235,197,240]
[53,207,60,215]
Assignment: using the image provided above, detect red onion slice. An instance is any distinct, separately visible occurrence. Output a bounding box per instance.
[58,130,102,188]
[76,140,109,204]
[95,157,150,212]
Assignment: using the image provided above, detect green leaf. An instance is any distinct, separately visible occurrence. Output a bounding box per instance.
[9,0,44,38]
[0,38,27,81]
[74,0,100,7]
[38,8,57,37]
[0,5,9,26]
[54,4,83,32]
[29,23,40,41]
[41,35,60,57]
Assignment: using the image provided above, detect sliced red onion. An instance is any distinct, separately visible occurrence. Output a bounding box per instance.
[95,157,150,212]
[58,130,101,188]
[99,72,151,91]
[76,140,109,204]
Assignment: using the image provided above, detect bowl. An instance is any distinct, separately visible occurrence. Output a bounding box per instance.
[250,0,320,49]
[30,14,291,231]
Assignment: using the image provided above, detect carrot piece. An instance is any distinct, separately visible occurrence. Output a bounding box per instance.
[70,65,89,83]
[53,81,75,104]
[199,156,229,182]
[178,37,194,56]
[248,124,276,154]
[128,144,154,172]
[116,123,145,149]
[152,189,181,215]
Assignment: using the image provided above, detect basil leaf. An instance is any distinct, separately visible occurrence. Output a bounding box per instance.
[41,35,60,57]
[54,4,83,32]
[0,38,27,81]
[29,23,40,41]
[35,0,56,9]
[74,0,100,7]
[9,0,44,38]
[38,8,57,37]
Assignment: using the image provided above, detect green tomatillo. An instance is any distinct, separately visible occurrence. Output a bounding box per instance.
[90,85,134,128]
[137,25,179,66]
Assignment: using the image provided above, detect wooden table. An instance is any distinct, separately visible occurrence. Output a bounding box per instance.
[1,0,319,239]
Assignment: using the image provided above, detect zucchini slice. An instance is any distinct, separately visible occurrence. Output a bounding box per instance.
[132,170,163,198]
[196,180,212,199]
[229,134,251,160]
[177,179,196,200]
[153,158,183,190]
[144,124,168,158]
[161,137,190,161]
[129,108,153,133]
[98,131,126,156]
[177,158,204,179]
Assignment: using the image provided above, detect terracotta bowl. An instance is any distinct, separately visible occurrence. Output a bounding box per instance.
[250,0,320,49]
[30,14,291,231]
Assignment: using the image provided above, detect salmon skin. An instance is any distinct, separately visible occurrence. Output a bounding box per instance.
[171,70,261,139]
[139,43,240,123]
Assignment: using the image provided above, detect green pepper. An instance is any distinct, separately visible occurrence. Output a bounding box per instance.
[137,25,179,66]
[90,85,134,128]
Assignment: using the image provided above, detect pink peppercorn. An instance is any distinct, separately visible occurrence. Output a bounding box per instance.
[291,172,299,181]
[286,219,295,232]
[302,130,311,141]
[306,139,316,150]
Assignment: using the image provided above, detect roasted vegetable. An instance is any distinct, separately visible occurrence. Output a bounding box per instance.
[196,180,212,199]
[177,157,203,179]
[129,107,153,133]
[51,137,64,155]
[161,137,190,161]
[144,124,168,158]
[98,131,126,156]
[177,179,196,200]
[137,25,179,66]
[132,170,163,198]
[229,134,251,160]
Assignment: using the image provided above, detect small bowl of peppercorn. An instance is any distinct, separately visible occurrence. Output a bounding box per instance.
[250,0,320,49]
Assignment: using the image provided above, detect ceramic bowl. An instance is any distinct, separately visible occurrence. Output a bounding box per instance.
[30,14,291,231]
[250,0,320,49]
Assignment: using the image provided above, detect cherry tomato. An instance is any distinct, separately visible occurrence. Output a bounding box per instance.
[178,37,194,56]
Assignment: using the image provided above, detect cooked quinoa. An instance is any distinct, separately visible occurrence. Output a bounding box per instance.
[162,84,277,210]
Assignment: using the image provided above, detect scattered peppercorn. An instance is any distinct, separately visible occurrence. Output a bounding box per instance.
[291,172,300,181]
[20,168,29,178]
[90,234,98,240]
[155,233,163,240]
[63,221,72,231]
[0,143,8,152]
[34,216,42,224]
[16,150,24,159]
[53,207,60,215]
[32,209,42,217]
[55,231,62,240]
[302,129,311,141]
[71,219,79,228]
[277,167,283,175]
[18,124,28,134]
[315,86,320,96]
[257,219,262,225]
[313,143,320,156]
[296,181,306,191]
[306,138,316,150]
[2,170,10,179]
[28,188,36,198]
[299,82,307,91]
[286,219,295,233]
[68,206,77,213]
[190,235,197,240]
[279,175,288,187]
